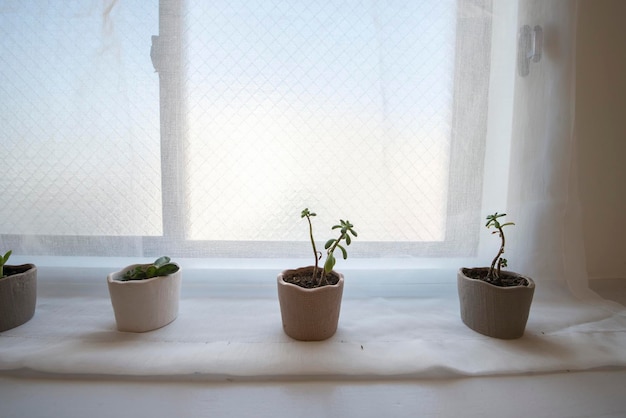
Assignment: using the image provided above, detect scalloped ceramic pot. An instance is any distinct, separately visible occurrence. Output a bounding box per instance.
[0,264,37,332]
[277,266,344,341]
[107,264,182,333]
[457,267,535,339]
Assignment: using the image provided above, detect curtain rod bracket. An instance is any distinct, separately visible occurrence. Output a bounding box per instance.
[518,25,543,77]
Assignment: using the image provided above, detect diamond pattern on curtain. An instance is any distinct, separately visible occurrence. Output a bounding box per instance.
[0,1,162,237]
[184,1,457,242]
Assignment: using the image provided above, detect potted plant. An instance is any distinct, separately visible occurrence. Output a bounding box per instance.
[457,212,535,339]
[107,256,181,332]
[0,250,37,332]
[277,208,358,341]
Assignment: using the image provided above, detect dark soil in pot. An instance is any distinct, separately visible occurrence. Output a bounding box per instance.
[462,267,530,287]
[282,269,340,289]
[4,265,33,276]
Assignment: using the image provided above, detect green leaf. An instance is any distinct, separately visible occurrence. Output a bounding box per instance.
[345,234,351,245]
[338,244,348,259]
[324,239,335,249]
[153,256,170,268]
[324,253,336,273]
[146,265,158,278]
[156,263,180,276]
[1,250,11,265]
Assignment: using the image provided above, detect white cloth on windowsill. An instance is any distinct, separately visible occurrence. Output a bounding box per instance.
[1,271,625,380]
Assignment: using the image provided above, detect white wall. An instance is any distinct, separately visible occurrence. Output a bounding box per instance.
[576,0,626,280]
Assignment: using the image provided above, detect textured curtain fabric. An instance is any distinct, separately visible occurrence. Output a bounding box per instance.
[507,1,588,294]
[1,0,626,380]
[1,0,492,259]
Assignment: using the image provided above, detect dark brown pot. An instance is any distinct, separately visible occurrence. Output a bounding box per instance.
[457,267,535,339]
[277,266,344,341]
[0,264,37,332]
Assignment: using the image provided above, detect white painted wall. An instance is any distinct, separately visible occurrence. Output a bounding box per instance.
[576,0,626,280]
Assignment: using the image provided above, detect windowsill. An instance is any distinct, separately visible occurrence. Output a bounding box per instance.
[2,265,625,382]
[2,369,626,418]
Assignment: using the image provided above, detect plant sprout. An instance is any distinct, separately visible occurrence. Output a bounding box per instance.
[301,208,321,280]
[485,212,515,285]
[0,250,12,278]
[301,208,358,286]
[121,256,179,281]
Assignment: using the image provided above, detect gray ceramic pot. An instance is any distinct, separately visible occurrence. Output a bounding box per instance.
[277,266,344,341]
[457,267,535,339]
[0,264,37,332]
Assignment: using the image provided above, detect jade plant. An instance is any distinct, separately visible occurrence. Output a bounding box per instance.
[120,256,179,281]
[301,208,357,286]
[485,212,515,285]
[0,250,12,278]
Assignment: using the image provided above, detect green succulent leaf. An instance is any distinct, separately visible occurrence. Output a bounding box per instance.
[301,208,316,218]
[153,256,170,268]
[120,256,178,281]
[156,263,179,276]
[1,250,11,265]
[146,265,158,278]
[338,244,348,260]
[324,253,336,273]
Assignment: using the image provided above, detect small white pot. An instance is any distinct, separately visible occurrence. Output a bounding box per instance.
[107,264,182,332]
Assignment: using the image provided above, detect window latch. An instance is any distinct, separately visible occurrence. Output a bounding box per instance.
[150,35,161,73]
[518,25,543,77]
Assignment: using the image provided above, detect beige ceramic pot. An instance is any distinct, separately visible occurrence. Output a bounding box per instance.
[457,267,535,339]
[277,266,344,341]
[0,264,37,332]
[107,264,182,332]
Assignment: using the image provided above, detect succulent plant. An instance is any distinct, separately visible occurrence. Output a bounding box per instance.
[0,250,12,278]
[485,212,515,285]
[301,208,357,286]
[121,256,179,281]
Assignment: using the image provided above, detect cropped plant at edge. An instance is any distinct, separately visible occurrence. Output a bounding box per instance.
[121,256,179,281]
[485,212,515,285]
[301,208,357,286]
[0,250,12,278]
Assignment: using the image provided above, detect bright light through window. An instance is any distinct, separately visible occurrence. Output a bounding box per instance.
[185,1,457,243]
[0,1,490,258]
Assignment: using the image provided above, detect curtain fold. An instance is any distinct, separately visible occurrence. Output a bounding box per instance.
[506,1,587,292]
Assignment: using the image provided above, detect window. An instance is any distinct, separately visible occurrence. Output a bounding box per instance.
[0,1,491,259]
[0,1,161,245]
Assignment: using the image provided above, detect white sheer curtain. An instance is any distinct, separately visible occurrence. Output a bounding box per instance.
[1,0,626,380]
[0,0,576,274]
[507,1,585,288]
[1,0,493,261]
